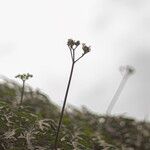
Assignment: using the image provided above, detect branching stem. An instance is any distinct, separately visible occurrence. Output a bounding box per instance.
[54,39,90,149]
[75,54,85,63]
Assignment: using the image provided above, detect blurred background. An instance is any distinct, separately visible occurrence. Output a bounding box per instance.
[0,0,150,120]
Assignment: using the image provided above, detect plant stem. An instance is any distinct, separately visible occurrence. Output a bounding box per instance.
[106,73,129,115]
[54,62,75,149]
[20,80,25,105]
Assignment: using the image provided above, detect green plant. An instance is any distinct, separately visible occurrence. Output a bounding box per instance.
[15,73,33,105]
[54,39,91,149]
[0,79,150,149]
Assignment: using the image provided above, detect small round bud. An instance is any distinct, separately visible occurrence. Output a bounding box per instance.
[75,41,80,47]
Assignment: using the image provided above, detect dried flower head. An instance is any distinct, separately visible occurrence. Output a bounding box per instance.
[67,39,75,48]
[15,73,33,81]
[119,65,135,76]
[82,43,91,54]
[67,39,80,49]
[75,40,80,47]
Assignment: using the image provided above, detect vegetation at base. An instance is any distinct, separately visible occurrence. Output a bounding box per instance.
[0,77,150,150]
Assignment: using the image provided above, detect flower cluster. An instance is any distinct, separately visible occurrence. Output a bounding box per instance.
[82,43,91,54]
[67,39,91,63]
[67,39,80,49]
[15,73,33,81]
[67,39,91,55]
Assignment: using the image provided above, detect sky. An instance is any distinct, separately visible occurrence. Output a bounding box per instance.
[0,0,150,121]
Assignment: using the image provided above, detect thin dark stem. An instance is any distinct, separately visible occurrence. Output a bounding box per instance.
[75,54,85,63]
[68,46,73,61]
[54,62,75,150]
[20,80,25,105]
[106,74,129,115]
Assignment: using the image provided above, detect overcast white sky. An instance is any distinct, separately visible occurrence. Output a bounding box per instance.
[0,0,150,120]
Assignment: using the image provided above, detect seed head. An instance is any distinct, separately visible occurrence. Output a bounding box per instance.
[82,43,91,54]
[67,39,75,48]
[67,39,80,49]
[75,40,80,47]
[15,73,33,81]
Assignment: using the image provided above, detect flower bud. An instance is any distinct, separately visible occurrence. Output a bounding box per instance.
[75,41,80,47]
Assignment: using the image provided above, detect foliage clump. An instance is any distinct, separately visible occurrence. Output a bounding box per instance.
[0,78,150,149]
